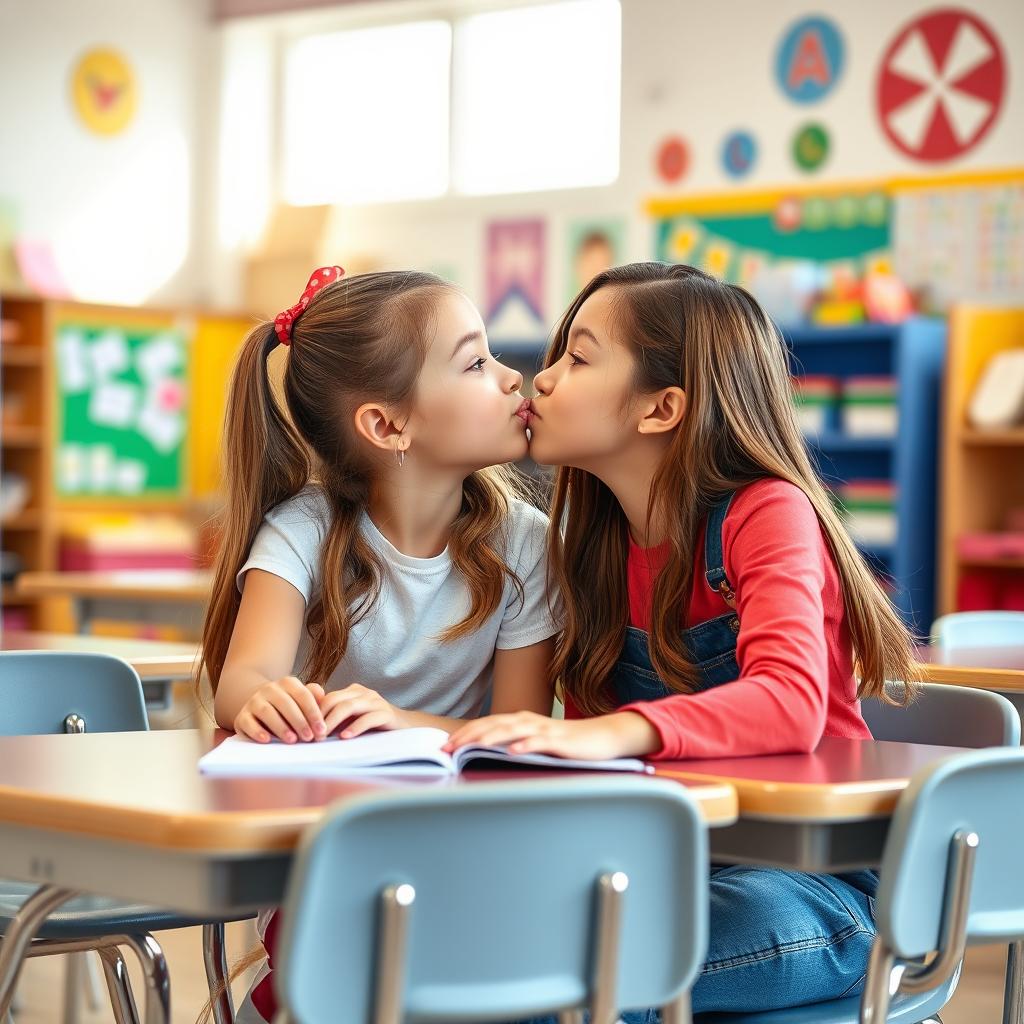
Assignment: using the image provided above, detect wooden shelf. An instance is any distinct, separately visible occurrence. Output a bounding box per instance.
[0,294,55,630]
[958,555,1024,570]
[940,307,1024,614]
[961,428,1024,446]
[1,424,43,447]
[1,511,43,530]
[0,346,43,368]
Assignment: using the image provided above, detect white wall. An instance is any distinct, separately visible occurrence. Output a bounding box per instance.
[206,0,1024,322]
[0,0,215,306]
[2,0,1021,313]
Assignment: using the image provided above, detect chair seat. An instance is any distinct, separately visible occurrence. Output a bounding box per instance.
[0,882,253,940]
[694,971,954,1023]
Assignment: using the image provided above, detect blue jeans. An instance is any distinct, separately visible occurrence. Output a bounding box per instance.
[507,865,878,1021]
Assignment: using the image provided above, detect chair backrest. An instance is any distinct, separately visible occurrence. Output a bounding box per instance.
[276,776,707,1023]
[0,651,149,735]
[876,746,1024,959]
[931,611,1024,651]
[862,681,1020,748]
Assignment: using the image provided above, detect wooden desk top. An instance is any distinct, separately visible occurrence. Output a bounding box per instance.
[655,735,965,821]
[0,730,737,853]
[2,631,199,681]
[915,643,1024,691]
[15,570,212,603]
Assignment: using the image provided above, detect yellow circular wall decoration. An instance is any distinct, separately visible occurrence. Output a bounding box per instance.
[71,48,137,136]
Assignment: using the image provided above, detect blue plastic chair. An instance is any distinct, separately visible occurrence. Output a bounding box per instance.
[698,729,1024,1023]
[273,776,708,1024]
[863,680,1020,748]
[931,611,1024,651]
[0,651,246,1024]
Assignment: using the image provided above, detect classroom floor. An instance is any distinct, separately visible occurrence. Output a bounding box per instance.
[9,929,1008,1022]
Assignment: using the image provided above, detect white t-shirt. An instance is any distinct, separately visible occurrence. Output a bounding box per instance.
[236,487,559,719]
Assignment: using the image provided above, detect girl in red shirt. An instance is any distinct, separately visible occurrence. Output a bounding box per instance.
[447,262,919,1015]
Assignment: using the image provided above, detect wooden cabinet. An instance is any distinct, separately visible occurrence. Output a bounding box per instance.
[1,296,56,628]
[939,306,1024,615]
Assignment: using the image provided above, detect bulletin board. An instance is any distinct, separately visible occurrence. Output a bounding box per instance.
[651,185,891,286]
[646,167,1024,311]
[54,317,188,498]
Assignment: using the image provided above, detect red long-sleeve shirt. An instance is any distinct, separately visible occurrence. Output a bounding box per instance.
[564,478,871,758]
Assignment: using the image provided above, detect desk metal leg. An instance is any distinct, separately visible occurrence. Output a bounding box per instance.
[0,884,76,1019]
[203,922,235,1024]
[1004,940,1024,1024]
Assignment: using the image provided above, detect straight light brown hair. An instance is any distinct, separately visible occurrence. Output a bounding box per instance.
[546,262,918,716]
[198,270,526,697]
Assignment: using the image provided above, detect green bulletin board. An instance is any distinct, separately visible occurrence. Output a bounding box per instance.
[652,188,892,285]
[55,322,188,497]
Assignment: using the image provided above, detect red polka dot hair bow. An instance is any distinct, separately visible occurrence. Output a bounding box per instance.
[273,265,345,347]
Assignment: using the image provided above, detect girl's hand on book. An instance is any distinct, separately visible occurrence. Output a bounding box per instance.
[443,711,661,760]
[319,683,408,739]
[234,677,328,744]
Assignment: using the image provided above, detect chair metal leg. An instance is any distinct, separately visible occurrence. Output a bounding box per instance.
[202,922,235,1024]
[0,885,77,1019]
[121,934,171,1024]
[97,946,142,1024]
[859,935,897,1024]
[590,872,628,1024]
[62,950,102,1024]
[84,950,105,1010]
[662,990,693,1024]
[1005,940,1024,1024]
[62,953,82,1024]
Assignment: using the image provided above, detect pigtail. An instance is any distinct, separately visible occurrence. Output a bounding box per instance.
[198,323,311,693]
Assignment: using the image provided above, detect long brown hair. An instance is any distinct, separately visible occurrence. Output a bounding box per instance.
[198,270,525,695]
[547,262,918,715]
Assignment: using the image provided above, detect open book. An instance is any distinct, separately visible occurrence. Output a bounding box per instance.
[198,727,651,778]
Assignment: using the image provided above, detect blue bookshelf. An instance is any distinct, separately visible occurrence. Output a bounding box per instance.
[496,319,947,635]
[784,319,947,636]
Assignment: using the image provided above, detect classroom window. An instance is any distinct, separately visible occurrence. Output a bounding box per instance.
[281,20,452,205]
[452,0,621,196]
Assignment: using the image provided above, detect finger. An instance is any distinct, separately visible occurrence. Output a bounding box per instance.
[322,696,381,736]
[457,722,544,750]
[306,682,326,702]
[508,735,562,756]
[268,690,316,741]
[252,701,297,743]
[281,678,326,737]
[444,721,498,750]
[236,713,270,744]
[340,711,391,739]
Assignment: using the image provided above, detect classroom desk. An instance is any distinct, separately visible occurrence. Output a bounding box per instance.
[915,643,1024,692]
[14,570,212,641]
[656,735,965,872]
[1,630,199,710]
[0,731,991,1022]
[0,728,738,1021]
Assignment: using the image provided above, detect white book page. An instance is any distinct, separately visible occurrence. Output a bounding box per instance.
[198,727,455,777]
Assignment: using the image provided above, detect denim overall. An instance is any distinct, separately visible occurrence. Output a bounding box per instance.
[610,491,742,706]
[510,490,880,1022]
